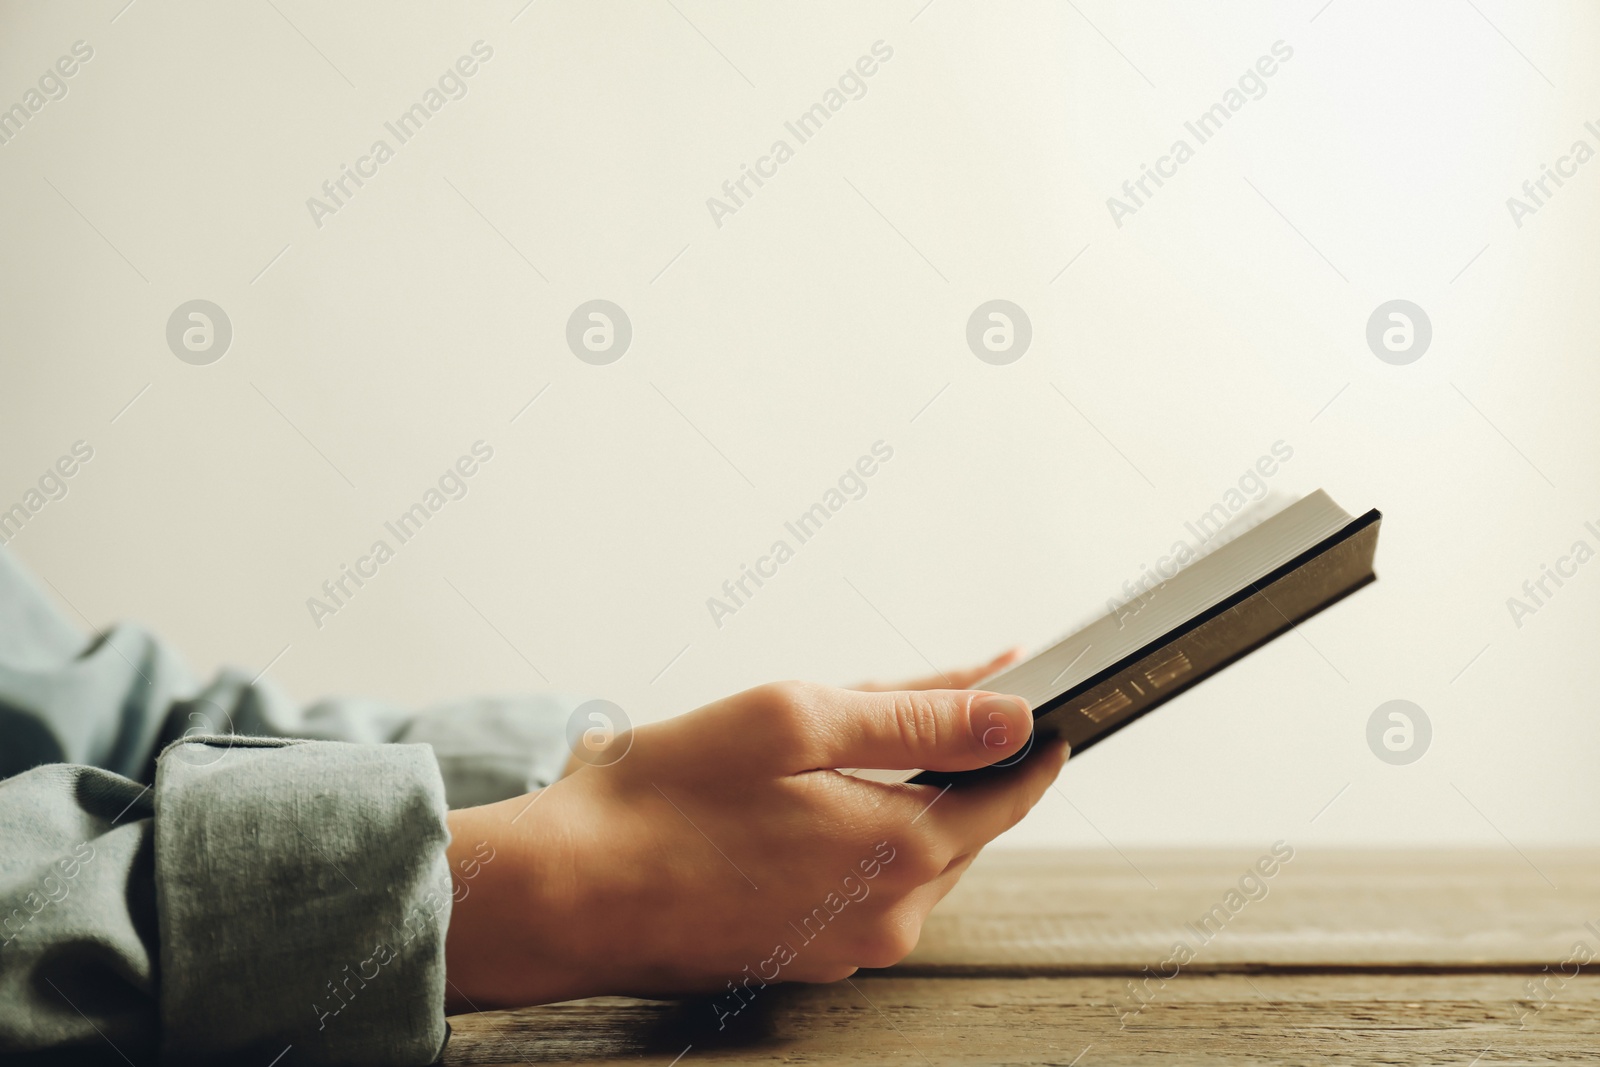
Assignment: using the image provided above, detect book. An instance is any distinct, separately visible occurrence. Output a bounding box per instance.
[854,490,1381,787]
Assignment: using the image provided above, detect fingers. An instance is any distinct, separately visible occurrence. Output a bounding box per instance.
[853,852,979,971]
[771,683,1035,774]
[852,647,1025,693]
[898,848,981,920]
[918,739,1069,854]
[951,647,1026,686]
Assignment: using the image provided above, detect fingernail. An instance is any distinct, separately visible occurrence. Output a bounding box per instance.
[971,694,1030,750]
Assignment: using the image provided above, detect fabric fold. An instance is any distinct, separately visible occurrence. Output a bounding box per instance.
[154,735,452,1066]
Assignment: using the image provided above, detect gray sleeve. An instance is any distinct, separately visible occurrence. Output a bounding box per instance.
[0,736,453,1066]
[0,546,580,808]
[0,548,583,1061]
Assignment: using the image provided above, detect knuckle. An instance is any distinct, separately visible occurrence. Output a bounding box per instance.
[1007,783,1035,830]
[880,835,942,884]
[1006,799,1032,834]
[854,921,922,970]
[809,962,859,984]
[889,692,945,755]
[751,680,813,737]
[752,679,805,711]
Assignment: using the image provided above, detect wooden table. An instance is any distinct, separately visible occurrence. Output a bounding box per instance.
[445,850,1600,1065]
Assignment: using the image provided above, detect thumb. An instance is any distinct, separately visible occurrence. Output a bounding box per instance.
[796,684,1034,773]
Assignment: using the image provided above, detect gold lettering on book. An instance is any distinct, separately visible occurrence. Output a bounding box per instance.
[1144,650,1193,689]
[1080,688,1132,724]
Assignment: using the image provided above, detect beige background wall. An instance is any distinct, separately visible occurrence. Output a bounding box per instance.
[2,0,1596,846]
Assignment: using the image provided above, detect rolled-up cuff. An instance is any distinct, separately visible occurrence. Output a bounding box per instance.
[154,736,451,1066]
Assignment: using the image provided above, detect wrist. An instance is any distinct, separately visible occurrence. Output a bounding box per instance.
[443,791,593,1011]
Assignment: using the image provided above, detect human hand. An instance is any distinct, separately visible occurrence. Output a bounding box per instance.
[849,646,1026,693]
[554,649,1028,781]
[444,678,1065,1011]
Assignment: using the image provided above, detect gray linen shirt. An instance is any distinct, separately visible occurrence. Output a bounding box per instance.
[0,549,579,1064]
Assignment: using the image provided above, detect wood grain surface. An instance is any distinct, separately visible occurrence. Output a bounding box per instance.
[904,849,1600,971]
[446,974,1598,1066]
[444,850,1600,1065]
